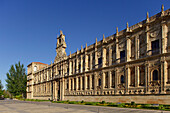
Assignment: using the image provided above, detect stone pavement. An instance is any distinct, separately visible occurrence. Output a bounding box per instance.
[0,100,169,113]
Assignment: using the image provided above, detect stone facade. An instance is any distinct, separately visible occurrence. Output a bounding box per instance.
[27,6,170,104]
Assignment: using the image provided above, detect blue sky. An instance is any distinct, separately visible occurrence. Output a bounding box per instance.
[0,0,169,89]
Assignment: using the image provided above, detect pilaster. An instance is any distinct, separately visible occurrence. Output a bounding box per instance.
[80,76,82,90]
[109,46,112,66]
[84,74,87,91]
[114,68,118,94]
[102,46,106,67]
[135,35,139,59]
[135,66,140,87]
[102,72,105,90]
[146,24,151,56]
[85,54,88,71]
[126,35,131,62]
[95,48,98,69]
[145,62,149,94]
[125,65,130,94]
[115,37,119,63]
[108,71,111,88]
[90,53,92,70]
[160,57,166,94]
[161,20,168,53]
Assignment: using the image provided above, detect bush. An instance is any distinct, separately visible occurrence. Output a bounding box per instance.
[85,102,97,105]
[69,101,78,104]
[101,101,106,104]
[117,103,125,107]
[131,101,135,105]
[81,100,84,103]
[158,105,164,110]
[15,95,22,99]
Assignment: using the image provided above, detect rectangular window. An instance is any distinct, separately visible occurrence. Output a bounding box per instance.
[92,75,94,89]
[112,71,115,88]
[82,77,84,90]
[120,50,125,62]
[151,39,159,55]
[92,53,95,69]
[105,72,108,88]
[98,57,102,68]
[74,78,76,90]
[75,59,77,73]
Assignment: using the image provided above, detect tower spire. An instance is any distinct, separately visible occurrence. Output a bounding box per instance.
[60,30,63,35]
[103,34,105,42]
[146,12,149,22]
[116,27,119,36]
[95,37,97,46]
[161,4,164,12]
[85,43,87,50]
[126,22,129,32]
[161,4,164,16]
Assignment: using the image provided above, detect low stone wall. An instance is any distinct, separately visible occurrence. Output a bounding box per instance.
[31,96,51,100]
[64,95,170,105]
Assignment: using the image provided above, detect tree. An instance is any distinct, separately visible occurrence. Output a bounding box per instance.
[0,80,3,97]
[0,80,3,90]
[6,61,27,96]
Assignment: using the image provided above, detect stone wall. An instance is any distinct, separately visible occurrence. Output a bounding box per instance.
[64,95,170,105]
[32,96,51,100]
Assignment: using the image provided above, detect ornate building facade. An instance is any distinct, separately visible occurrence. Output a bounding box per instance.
[27,6,170,104]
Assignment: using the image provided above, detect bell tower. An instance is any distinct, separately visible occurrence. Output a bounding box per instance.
[54,30,67,63]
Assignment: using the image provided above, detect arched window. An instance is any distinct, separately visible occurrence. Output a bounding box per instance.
[153,70,159,81]
[121,75,125,84]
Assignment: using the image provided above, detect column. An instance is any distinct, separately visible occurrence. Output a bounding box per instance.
[95,48,98,69]
[161,20,168,53]
[72,78,74,91]
[80,55,83,73]
[135,35,139,59]
[102,47,106,67]
[76,58,79,73]
[145,62,149,94]
[76,77,78,91]
[167,21,170,52]
[135,66,140,87]
[146,25,151,56]
[102,72,105,90]
[116,37,119,63]
[109,46,112,66]
[114,68,118,94]
[61,78,65,100]
[160,58,167,94]
[85,54,88,71]
[125,66,130,94]
[93,72,97,95]
[89,75,92,90]
[69,61,72,75]
[73,60,75,74]
[126,35,131,62]
[68,78,70,91]
[90,53,92,70]
[84,75,87,90]
[108,71,111,88]
[80,76,82,90]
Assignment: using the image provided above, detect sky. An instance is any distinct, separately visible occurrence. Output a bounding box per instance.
[0,0,169,89]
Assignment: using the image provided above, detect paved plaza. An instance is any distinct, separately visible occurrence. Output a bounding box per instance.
[0,100,169,113]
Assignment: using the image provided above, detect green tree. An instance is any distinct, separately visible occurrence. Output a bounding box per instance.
[6,61,27,97]
[0,80,3,90]
[0,80,3,96]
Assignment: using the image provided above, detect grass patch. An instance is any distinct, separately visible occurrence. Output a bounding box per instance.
[20,99,170,111]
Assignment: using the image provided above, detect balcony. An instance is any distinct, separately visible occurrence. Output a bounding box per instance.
[152,49,159,55]
[149,80,160,86]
